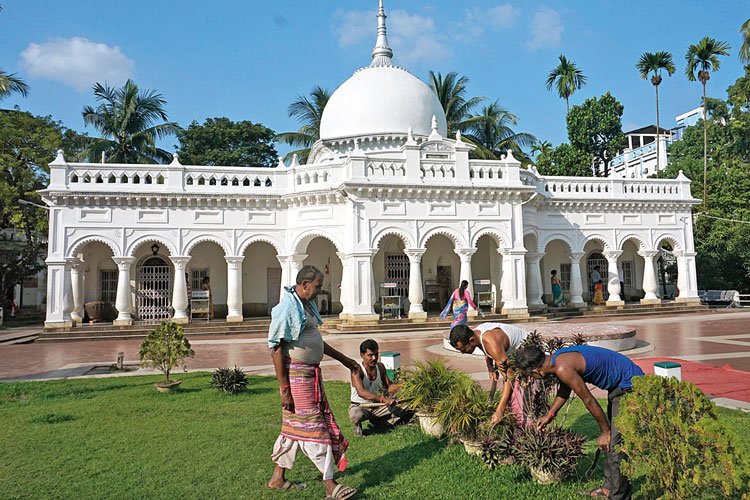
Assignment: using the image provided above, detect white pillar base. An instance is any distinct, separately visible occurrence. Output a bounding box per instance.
[501,307,529,318]
[408,311,427,320]
[113,318,134,326]
[346,313,380,324]
[44,320,73,329]
[570,301,586,308]
[675,296,701,304]
[172,317,190,324]
[640,298,662,305]
[226,315,243,323]
[467,309,479,318]
[606,300,625,307]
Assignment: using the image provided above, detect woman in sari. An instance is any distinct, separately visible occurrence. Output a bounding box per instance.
[592,279,606,305]
[551,270,566,307]
[440,280,478,327]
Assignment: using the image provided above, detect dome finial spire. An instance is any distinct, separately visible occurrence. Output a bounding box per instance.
[370,0,394,67]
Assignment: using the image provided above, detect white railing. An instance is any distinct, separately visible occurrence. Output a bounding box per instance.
[366,159,406,179]
[540,176,690,200]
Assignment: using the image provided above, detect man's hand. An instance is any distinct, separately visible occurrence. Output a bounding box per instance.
[280,387,295,413]
[488,370,499,383]
[536,412,555,430]
[490,410,504,426]
[597,431,611,451]
[383,396,396,406]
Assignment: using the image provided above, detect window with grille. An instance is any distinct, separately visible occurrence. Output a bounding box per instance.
[622,261,634,288]
[560,263,571,292]
[99,269,118,303]
[192,268,209,291]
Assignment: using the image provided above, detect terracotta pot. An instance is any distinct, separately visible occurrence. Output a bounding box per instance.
[529,466,560,485]
[84,301,111,323]
[416,413,444,437]
[461,439,483,456]
[154,380,182,393]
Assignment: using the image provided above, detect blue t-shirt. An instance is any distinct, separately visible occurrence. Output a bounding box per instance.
[551,345,644,392]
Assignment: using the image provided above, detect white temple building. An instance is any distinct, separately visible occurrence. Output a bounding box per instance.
[41,2,702,329]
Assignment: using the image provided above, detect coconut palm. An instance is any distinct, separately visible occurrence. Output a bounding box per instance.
[0,69,29,101]
[740,19,750,63]
[463,100,536,160]
[636,51,676,172]
[685,37,731,208]
[545,55,587,115]
[530,140,552,164]
[81,79,180,164]
[428,71,486,136]
[278,86,330,163]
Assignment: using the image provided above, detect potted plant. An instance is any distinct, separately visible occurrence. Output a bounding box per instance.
[514,425,587,484]
[397,359,459,436]
[139,321,195,393]
[434,373,494,455]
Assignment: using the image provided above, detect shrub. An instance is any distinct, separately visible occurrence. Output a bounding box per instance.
[397,359,460,414]
[211,366,248,394]
[514,425,587,480]
[617,375,750,500]
[138,321,195,383]
[434,372,493,441]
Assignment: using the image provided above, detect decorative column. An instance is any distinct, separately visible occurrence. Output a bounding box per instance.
[568,252,585,307]
[336,252,350,319]
[500,250,512,309]
[112,257,135,326]
[69,259,84,325]
[500,249,529,317]
[347,251,378,323]
[603,250,624,306]
[289,254,308,285]
[170,256,191,324]
[456,248,477,318]
[674,250,700,303]
[639,250,660,304]
[44,259,74,328]
[525,252,544,309]
[225,256,244,322]
[404,248,427,320]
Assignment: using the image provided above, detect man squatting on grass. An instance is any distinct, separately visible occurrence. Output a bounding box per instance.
[349,339,412,436]
[267,265,359,500]
[449,323,531,425]
[514,344,644,500]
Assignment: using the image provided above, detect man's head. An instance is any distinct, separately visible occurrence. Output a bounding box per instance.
[359,339,379,366]
[594,266,601,272]
[449,324,477,354]
[295,265,324,301]
[514,345,547,378]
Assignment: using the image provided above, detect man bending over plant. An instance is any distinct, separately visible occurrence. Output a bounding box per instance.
[349,339,412,436]
[514,344,644,500]
[267,265,360,500]
[449,323,530,425]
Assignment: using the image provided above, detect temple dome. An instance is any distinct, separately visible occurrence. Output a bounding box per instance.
[318,0,447,141]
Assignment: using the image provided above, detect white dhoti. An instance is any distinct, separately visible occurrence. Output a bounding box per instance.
[270,435,335,480]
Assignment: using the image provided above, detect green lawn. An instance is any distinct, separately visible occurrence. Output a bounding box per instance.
[1,373,748,500]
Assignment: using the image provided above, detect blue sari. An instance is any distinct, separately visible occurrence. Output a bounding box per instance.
[552,282,566,307]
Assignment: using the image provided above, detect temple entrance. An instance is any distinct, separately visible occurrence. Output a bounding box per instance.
[136,256,172,321]
[586,252,608,300]
[385,253,410,306]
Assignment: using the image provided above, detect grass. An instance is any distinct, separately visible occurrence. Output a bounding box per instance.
[1,373,748,500]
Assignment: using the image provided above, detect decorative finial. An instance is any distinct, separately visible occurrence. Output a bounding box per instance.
[101,151,106,163]
[456,130,462,142]
[370,0,394,67]
[170,153,181,166]
[51,148,66,165]
[277,156,286,168]
[429,115,441,141]
[291,154,300,167]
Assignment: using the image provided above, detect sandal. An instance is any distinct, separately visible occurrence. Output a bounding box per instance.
[325,483,357,499]
[269,479,307,490]
[352,426,363,436]
[578,487,608,498]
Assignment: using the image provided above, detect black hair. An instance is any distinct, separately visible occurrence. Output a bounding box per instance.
[551,269,557,276]
[514,345,546,372]
[449,324,474,348]
[360,339,378,354]
[458,279,469,299]
[597,280,603,285]
[594,265,601,271]
[296,265,324,285]
[202,276,210,284]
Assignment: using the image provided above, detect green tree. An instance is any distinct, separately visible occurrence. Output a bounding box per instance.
[740,19,750,63]
[278,86,330,164]
[566,92,624,176]
[175,117,278,168]
[636,51,676,172]
[0,69,29,101]
[535,143,592,177]
[530,140,552,164]
[81,79,180,164]
[545,55,587,115]
[463,101,536,161]
[428,71,486,136]
[685,37,731,208]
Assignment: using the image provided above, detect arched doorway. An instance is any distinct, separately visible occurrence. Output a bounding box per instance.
[373,234,410,314]
[301,237,343,315]
[136,255,172,321]
[586,251,608,301]
[471,234,502,313]
[241,241,280,316]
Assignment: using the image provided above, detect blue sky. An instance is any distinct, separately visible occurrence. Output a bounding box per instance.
[1,0,747,159]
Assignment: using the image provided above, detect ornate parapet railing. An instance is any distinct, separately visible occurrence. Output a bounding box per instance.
[538,171,695,201]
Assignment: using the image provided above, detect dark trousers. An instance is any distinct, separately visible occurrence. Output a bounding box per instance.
[604,388,631,500]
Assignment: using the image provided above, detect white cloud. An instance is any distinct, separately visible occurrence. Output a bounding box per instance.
[20,37,135,91]
[332,8,451,66]
[526,7,563,50]
[461,4,521,38]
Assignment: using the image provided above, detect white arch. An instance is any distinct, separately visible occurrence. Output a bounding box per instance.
[66,235,121,258]
[126,235,178,257]
[238,234,284,256]
[371,228,416,249]
[183,235,231,256]
[420,227,466,249]
[292,230,345,255]
[523,231,539,252]
[581,233,614,252]
[540,233,575,253]
[617,233,648,251]
[471,228,511,249]
[652,233,683,252]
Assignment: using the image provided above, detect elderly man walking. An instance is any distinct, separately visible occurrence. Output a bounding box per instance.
[267,265,359,500]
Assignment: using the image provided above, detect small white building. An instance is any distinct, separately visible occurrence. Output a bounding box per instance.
[40,2,702,329]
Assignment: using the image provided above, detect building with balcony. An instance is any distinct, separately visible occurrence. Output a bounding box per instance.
[40,2,703,328]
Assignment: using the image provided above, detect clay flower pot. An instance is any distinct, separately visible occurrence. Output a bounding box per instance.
[529,466,561,485]
[460,439,483,456]
[154,380,182,393]
[416,412,444,437]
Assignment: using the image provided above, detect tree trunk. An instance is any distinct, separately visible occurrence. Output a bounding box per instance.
[702,81,707,209]
[565,97,570,115]
[655,81,660,173]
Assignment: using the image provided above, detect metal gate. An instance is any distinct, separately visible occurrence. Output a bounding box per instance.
[586,254,608,299]
[385,254,410,308]
[136,256,173,321]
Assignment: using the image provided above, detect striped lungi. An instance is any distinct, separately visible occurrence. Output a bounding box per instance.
[280,360,348,472]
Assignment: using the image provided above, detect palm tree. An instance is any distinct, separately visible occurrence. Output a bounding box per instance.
[545,55,587,115]
[82,79,180,164]
[0,69,29,101]
[463,100,536,160]
[740,19,750,63]
[428,71,486,135]
[685,37,731,208]
[530,140,552,164]
[636,51,676,172]
[278,86,330,163]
